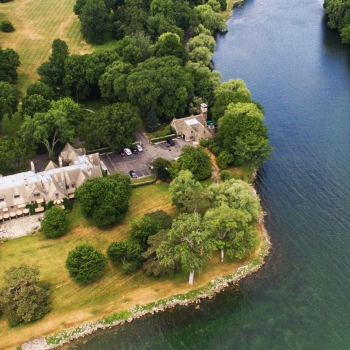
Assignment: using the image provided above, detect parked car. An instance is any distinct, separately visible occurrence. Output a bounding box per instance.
[136,144,143,152]
[130,147,138,154]
[124,148,132,156]
[119,150,126,157]
[166,138,175,146]
[129,170,137,179]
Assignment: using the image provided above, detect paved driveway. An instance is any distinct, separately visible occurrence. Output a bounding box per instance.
[100,131,190,178]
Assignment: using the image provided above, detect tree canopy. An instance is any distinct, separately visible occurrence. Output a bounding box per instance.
[41,206,68,238]
[65,243,107,284]
[0,264,51,327]
[75,172,131,227]
[79,102,141,150]
[0,81,21,134]
[0,47,20,83]
[157,213,216,284]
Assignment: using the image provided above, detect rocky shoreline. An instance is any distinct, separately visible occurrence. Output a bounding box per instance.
[21,205,271,350]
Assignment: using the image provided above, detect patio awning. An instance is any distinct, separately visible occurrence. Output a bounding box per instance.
[34,207,45,213]
[16,210,22,216]
[17,204,26,209]
[36,198,44,204]
[2,208,8,212]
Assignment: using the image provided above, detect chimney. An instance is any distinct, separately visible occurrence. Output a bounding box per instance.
[30,161,35,173]
[59,156,63,168]
[200,103,208,121]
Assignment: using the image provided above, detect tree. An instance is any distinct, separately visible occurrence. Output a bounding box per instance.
[169,170,204,212]
[80,0,110,44]
[1,21,15,32]
[25,81,56,101]
[0,136,33,175]
[0,264,51,327]
[79,102,141,150]
[142,230,177,276]
[145,210,172,229]
[0,81,21,134]
[150,157,171,181]
[150,0,173,17]
[157,213,216,284]
[217,150,234,169]
[145,109,159,132]
[41,206,68,238]
[50,97,83,126]
[126,56,194,119]
[205,179,261,220]
[189,46,213,68]
[20,94,51,118]
[188,33,216,53]
[63,54,89,102]
[194,4,228,33]
[171,146,212,181]
[19,109,74,160]
[204,205,254,262]
[99,60,133,103]
[154,32,189,64]
[37,39,69,94]
[0,47,20,83]
[107,240,142,273]
[75,173,131,227]
[65,243,107,284]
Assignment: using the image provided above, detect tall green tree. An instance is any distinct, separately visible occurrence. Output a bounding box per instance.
[0,264,51,327]
[205,179,261,220]
[79,102,141,150]
[65,243,107,284]
[171,146,212,181]
[37,39,69,94]
[50,98,83,127]
[0,47,20,83]
[158,213,216,284]
[41,206,68,238]
[150,157,171,181]
[75,172,131,227]
[19,109,74,160]
[80,0,110,44]
[25,81,56,101]
[0,81,21,134]
[20,94,51,118]
[154,32,188,64]
[107,240,142,273]
[169,170,204,212]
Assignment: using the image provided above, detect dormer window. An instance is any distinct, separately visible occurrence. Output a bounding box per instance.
[71,184,75,188]
[34,193,40,197]
[14,195,20,199]
[0,198,4,202]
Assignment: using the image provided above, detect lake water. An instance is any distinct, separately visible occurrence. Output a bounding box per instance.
[68,0,350,348]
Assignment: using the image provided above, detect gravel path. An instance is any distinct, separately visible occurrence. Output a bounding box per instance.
[0,215,41,239]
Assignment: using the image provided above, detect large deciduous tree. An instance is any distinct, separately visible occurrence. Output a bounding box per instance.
[107,240,142,273]
[171,146,212,181]
[19,109,74,160]
[0,47,20,83]
[41,206,68,238]
[169,170,204,212]
[0,264,51,327]
[205,179,261,221]
[150,157,171,181]
[37,39,69,94]
[0,81,21,134]
[79,0,110,44]
[126,56,194,119]
[157,213,216,284]
[79,102,141,150]
[65,243,107,284]
[75,172,131,227]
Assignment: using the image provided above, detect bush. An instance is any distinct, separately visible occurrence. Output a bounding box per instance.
[145,110,158,133]
[63,197,72,210]
[217,150,234,169]
[199,138,209,147]
[220,170,235,181]
[26,202,38,216]
[1,21,15,32]
[153,125,172,138]
[233,155,245,166]
[65,243,107,284]
[46,201,54,210]
[41,206,68,238]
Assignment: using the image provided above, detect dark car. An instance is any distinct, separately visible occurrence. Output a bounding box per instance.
[129,170,137,179]
[119,150,126,157]
[166,138,175,146]
[130,147,138,154]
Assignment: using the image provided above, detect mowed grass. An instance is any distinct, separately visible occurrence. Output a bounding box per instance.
[0,182,257,350]
[0,0,93,92]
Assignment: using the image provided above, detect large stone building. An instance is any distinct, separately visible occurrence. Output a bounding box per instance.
[170,103,214,142]
[0,143,102,213]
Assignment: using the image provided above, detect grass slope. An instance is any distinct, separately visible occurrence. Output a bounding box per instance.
[0,182,256,350]
[0,0,92,92]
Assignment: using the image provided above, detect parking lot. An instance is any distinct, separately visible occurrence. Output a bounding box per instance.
[100,133,190,178]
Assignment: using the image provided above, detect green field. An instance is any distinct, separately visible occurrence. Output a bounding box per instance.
[0,0,93,92]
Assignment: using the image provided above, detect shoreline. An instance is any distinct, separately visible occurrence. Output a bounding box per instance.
[21,200,271,350]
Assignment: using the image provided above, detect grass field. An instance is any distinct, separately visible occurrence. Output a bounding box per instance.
[0,181,259,350]
[0,0,93,92]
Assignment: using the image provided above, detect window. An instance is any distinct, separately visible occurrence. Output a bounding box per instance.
[66,185,69,190]
[14,195,20,199]
[0,198,4,202]
[71,184,75,188]
[34,193,40,197]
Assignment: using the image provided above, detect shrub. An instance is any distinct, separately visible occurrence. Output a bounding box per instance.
[220,170,235,181]
[41,206,68,238]
[26,202,38,215]
[65,243,107,284]
[1,21,14,32]
[199,138,209,147]
[46,200,54,210]
[217,150,234,169]
[145,110,158,132]
[62,197,72,210]
[153,125,172,138]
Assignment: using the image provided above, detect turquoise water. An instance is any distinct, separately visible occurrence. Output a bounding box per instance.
[68,0,350,348]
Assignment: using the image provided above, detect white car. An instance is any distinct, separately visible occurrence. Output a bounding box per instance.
[136,144,143,152]
[124,148,132,156]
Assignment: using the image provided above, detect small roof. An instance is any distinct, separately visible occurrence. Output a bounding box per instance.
[185,119,200,126]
